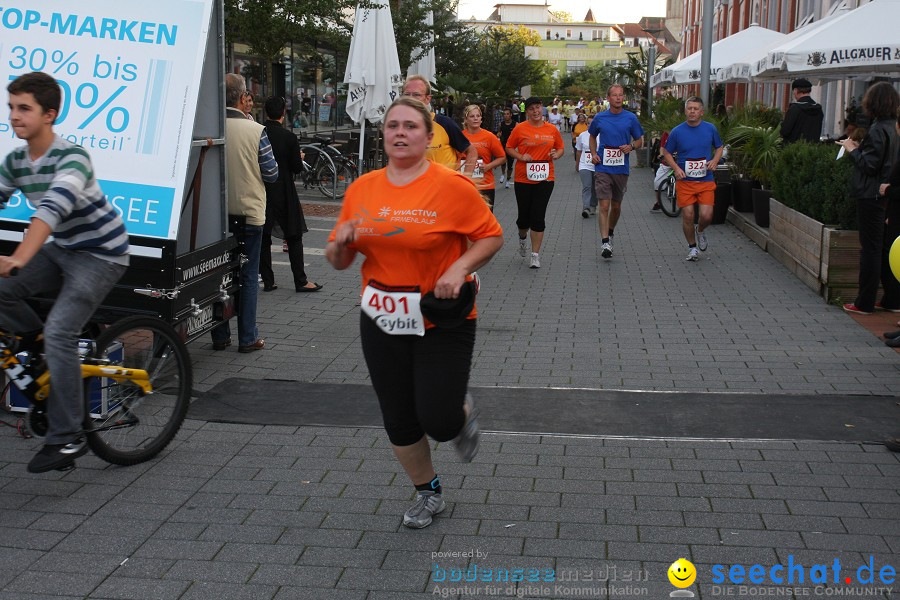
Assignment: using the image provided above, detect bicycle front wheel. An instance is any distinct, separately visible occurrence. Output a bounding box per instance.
[84,316,191,465]
[660,177,682,217]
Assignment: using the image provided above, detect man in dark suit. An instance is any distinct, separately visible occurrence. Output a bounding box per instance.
[259,96,322,293]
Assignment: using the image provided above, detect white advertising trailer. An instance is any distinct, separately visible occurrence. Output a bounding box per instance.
[0,0,240,342]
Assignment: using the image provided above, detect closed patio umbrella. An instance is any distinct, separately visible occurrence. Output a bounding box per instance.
[344,2,403,173]
[407,10,436,83]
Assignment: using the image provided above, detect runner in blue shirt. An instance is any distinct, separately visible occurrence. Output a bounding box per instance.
[661,96,724,262]
[588,84,644,259]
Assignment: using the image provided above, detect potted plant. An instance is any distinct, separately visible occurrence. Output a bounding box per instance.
[720,103,782,213]
[727,125,782,227]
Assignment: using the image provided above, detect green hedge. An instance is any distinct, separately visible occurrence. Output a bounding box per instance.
[772,141,856,230]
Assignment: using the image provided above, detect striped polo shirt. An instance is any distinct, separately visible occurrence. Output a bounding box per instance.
[0,136,129,264]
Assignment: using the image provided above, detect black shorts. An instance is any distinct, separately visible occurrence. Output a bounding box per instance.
[360,313,476,446]
[514,181,554,232]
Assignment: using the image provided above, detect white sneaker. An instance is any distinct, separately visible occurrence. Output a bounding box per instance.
[590,207,596,215]
[608,234,614,251]
[686,247,700,261]
[499,174,505,183]
[505,181,510,189]
[530,253,540,269]
[518,238,527,257]
[697,228,708,251]
[601,242,612,259]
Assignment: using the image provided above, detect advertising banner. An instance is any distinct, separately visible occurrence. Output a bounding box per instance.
[0,0,214,240]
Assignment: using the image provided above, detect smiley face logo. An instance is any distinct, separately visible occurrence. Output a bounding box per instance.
[668,558,696,588]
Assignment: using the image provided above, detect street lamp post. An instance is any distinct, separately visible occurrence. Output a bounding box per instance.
[642,27,663,167]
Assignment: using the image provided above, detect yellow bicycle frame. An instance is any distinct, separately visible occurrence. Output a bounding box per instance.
[31,366,152,402]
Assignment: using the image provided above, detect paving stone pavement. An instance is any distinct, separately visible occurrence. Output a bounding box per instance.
[1,146,898,599]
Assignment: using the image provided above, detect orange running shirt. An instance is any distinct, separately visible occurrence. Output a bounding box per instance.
[329,162,503,325]
[505,121,565,184]
[461,128,505,191]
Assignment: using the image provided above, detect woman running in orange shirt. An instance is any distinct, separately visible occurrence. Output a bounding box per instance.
[326,97,503,529]
[504,96,564,269]
[461,104,506,212]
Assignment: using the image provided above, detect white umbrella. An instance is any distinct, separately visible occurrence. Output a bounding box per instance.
[407,10,436,83]
[716,32,787,83]
[651,25,786,87]
[752,0,899,80]
[344,2,403,172]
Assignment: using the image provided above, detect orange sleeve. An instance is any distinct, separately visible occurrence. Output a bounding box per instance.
[489,133,505,160]
[443,172,503,241]
[505,124,522,151]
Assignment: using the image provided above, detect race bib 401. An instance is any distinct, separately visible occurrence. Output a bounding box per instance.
[361,282,424,336]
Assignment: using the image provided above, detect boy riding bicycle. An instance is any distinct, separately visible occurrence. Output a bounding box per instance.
[0,72,129,473]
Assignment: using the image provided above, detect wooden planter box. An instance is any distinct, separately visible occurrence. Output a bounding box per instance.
[767,199,860,301]
[768,199,824,294]
[821,227,861,303]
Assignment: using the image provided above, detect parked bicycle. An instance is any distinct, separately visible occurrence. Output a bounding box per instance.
[1,314,191,470]
[297,136,358,200]
[657,168,682,218]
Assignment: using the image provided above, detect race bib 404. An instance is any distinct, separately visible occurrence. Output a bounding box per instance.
[685,159,708,179]
[361,282,424,336]
[526,161,549,181]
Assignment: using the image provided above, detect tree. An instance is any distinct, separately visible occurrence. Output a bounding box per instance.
[558,64,615,100]
[548,10,573,22]
[225,0,363,89]
[610,45,673,116]
[389,0,477,76]
[449,25,551,101]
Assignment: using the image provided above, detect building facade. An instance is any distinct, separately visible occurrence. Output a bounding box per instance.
[678,0,884,136]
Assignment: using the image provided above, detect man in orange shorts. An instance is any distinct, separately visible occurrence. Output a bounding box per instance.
[661,96,724,261]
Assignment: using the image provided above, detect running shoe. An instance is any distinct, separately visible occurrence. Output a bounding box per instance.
[590,207,596,215]
[505,181,510,189]
[402,491,446,528]
[651,202,661,211]
[518,238,527,257]
[530,253,541,269]
[697,228,708,252]
[581,209,590,219]
[874,302,900,313]
[608,235,614,251]
[601,242,612,259]
[453,393,481,462]
[842,303,872,315]
[27,438,87,473]
[686,247,700,262]
[499,174,505,183]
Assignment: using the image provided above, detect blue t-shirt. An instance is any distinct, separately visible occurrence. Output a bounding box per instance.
[587,110,644,175]
[664,121,723,182]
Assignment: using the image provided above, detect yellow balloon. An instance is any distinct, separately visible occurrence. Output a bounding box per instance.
[891,236,900,283]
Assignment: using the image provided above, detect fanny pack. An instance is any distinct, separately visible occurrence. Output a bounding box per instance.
[419,276,480,329]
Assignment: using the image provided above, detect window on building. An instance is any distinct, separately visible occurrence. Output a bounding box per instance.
[592,29,599,40]
[566,29,572,38]
[546,29,551,40]
[567,60,586,74]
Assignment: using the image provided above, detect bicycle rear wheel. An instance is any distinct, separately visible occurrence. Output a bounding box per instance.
[83,316,191,465]
[316,160,357,199]
[659,177,682,217]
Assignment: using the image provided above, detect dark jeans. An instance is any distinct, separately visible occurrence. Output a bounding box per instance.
[259,231,308,289]
[360,313,475,446]
[0,245,126,444]
[854,197,888,312]
[212,224,262,347]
